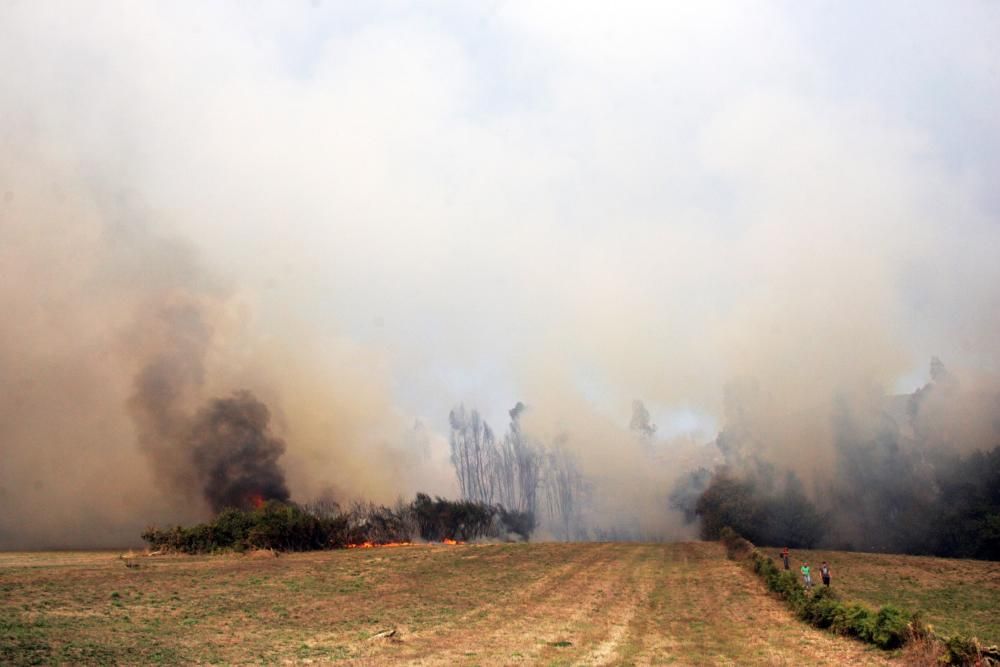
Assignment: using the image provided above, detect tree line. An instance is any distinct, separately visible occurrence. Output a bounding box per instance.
[448,402,588,540]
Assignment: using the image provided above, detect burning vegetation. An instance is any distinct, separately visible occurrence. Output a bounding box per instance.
[188,392,290,513]
[127,297,292,515]
[671,360,1000,560]
[142,494,529,553]
[135,351,999,562]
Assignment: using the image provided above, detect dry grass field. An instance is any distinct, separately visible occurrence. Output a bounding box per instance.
[789,547,1000,645]
[0,541,940,665]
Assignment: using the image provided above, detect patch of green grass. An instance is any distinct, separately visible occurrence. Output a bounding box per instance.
[0,614,54,666]
[795,547,1000,643]
[295,643,350,660]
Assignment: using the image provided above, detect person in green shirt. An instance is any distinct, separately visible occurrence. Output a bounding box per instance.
[800,562,813,589]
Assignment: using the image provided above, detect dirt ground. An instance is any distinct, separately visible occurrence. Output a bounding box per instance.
[2,542,901,665]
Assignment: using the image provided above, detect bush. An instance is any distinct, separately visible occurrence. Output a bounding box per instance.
[498,507,536,541]
[831,604,875,641]
[720,526,754,560]
[245,501,330,551]
[411,493,532,542]
[696,471,824,547]
[143,493,537,554]
[939,635,982,665]
[341,501,415,545]
[870,605,910,649]
[800,586,841,628]
[143,501,332,553]
[723,528,925,652]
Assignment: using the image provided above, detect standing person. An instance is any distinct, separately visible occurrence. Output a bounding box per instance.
[781,547,790,570]
[801,562,812,589]
[820,561,831,587]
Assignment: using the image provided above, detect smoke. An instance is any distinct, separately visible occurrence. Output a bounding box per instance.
[124,292,290,512]
[188,391,290,512]
[686,360,1000,557]
[2,4,1000,548]
[127,297,213,502]
[0,118,438,547]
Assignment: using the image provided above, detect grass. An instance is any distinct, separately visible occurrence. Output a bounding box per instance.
[782,547,1000,645]
[0,543,920,665]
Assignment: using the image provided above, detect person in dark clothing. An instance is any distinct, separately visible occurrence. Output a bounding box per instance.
[820,561,831,587]
[781,546,790,570]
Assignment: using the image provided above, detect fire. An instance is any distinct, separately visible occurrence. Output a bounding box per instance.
[344,540,464,549]
[248,494,265,509]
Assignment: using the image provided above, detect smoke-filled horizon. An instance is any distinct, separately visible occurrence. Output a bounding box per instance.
[1,2,999,548]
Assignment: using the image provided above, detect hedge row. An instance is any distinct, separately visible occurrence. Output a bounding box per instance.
[142,494,534,554]
[143,502,354,553]
[719,527,999,664]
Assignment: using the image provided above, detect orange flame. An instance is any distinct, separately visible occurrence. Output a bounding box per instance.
[343,539,465,549]
[249,494,265,509]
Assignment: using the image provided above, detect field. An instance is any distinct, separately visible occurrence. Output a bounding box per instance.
[790,547,1000,645]
[0,542,973,666]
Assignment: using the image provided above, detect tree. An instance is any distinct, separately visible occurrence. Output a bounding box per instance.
[630,399,656,442]
[542,442,587,541]
[449,405,497,504]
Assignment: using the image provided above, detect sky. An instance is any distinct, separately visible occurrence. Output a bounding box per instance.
[1,1,999,547]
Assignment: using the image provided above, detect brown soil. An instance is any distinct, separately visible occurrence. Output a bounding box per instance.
[0,542,900,665]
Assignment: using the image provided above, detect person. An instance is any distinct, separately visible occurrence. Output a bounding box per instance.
[801,562,812,589]
[820,561,831,587]
[781,547,790,570]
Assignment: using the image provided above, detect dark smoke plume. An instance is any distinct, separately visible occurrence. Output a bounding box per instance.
[188,391,290,511]
[127,296,289,513]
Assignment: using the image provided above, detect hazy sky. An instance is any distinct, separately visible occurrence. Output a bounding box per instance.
[2,1,999,545]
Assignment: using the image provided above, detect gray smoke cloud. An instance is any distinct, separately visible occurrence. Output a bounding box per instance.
[127,301,290,511]
[679,358,1000,556]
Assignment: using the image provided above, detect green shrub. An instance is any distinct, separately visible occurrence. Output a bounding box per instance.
[721,528,933,653]
[246,501,328,551]
[939,635,981,665]
[749,550,807,610]
[143,501,369,553]
[143,493,534,553]
[870,605,910,649]
[776,573,807,610]
[830,603,875,641]
[212,508,255,545]
[800,586,841,628]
